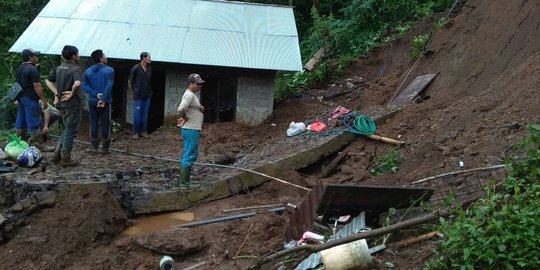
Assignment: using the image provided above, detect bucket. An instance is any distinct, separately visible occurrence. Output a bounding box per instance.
[320,239,372,270]
[159,256,174,270]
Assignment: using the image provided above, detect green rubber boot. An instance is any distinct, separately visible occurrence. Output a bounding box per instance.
[179,166,199,189]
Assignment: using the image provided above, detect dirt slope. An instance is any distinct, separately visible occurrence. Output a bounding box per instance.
[2,0,540,269]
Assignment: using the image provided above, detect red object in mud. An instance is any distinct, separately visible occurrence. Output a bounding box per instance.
[310,120,327,132]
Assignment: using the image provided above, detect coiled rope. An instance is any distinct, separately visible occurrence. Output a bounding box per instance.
[306,112,376,136]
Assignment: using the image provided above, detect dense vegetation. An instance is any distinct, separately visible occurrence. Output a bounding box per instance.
[429,125,540,269]
[0,0,50,129]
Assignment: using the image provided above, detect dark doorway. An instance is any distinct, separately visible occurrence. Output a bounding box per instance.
[200,75,237,123]
[111,68,129,121]
[148,71,166,132]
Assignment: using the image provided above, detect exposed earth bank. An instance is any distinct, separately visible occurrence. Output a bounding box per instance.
[1,0,540,269]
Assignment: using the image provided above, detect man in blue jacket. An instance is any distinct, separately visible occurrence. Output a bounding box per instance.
[82,49,115,154]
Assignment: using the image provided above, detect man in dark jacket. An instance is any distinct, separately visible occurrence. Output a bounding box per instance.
[45,45,83,167]
[15,48,48,146]
[128,52,152,140]
[82,49,115,154]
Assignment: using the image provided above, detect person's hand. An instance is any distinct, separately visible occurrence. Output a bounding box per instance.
[97,100,105,108]
[199,105,205,113]
[13,100,19,105]
[53,96,59,105]
[42,126,49,135]
[97,93,103,100]
[61,91,74,101]
[41,100,48,110]
[177,117,186,128]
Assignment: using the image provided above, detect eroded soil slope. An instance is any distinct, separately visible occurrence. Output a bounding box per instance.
[1,0,540,269]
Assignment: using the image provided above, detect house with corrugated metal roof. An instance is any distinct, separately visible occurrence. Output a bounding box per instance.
[9,0,302,130]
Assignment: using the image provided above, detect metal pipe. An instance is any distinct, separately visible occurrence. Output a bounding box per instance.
[179,212,257,228]
[222,203,283,213]
[177,207,286,228]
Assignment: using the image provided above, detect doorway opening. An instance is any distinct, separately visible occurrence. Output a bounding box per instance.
[200,75,237,123]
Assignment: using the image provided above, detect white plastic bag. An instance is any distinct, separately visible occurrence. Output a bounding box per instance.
[287,121,307,137]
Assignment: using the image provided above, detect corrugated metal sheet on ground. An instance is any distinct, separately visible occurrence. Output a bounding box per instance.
[285,183,324,241]
[9,0,302,71]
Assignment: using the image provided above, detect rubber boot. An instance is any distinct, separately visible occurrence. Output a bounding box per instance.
[29,130,45,148]
[179,166,199,189]
[52,144,61,163]
[102,139,110,155]
[60,151,79,167]
[16,128,28,141]
[90,138,99,154]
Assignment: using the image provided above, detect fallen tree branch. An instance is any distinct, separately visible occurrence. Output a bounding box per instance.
[257,208,451,266]
[410,164,506,185]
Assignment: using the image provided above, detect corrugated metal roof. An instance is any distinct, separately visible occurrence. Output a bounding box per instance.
[9,0,302,71]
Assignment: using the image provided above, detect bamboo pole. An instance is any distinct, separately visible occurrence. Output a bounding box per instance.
[411,164,506,185]
[365,134,403,145]
[392,231,441,248]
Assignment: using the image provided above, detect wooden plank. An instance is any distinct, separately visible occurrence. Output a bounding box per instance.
[304,47,328,71]
[389,73,438,107]
[318,144,353,179]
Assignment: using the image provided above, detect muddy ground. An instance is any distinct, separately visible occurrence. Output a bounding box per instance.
[2,0,540,269]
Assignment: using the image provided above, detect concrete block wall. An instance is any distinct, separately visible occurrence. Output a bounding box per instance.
[164,71,190,123]
[236,75,275,126]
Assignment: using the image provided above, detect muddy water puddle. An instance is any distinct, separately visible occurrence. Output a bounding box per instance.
[121,212,194,236]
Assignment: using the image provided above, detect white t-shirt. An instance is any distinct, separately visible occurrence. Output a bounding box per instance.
[177,89,203,130]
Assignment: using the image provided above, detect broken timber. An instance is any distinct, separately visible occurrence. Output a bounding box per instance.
[304,47,328,71]
[318,145,353,178]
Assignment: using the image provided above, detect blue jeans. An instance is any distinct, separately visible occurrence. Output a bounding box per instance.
[88,103,111,140]
[15,96,41,132]
[180,128,200,168]
[58,108,82,153]
[132,97,150,134]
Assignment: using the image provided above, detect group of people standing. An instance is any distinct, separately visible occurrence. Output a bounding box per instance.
[14,46,204,188]
[14,46,153,166]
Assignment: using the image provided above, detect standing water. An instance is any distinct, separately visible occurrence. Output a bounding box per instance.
[121,212,194,236]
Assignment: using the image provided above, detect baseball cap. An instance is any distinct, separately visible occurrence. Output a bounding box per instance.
[22,48,40,61]
[188,74,205,84]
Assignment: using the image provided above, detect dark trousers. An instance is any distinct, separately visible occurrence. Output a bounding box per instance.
[88,103,111,140]
[58,107,82,153]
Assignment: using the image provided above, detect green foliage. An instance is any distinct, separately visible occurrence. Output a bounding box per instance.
[368,148,402,176]
[429,125,540,269]
[0,128,14,143]
[410,34,430,59]
[432,17,449,31]
[274,0,455,101]
[274,63,330,100]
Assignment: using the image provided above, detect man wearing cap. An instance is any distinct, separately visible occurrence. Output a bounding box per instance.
[176,73,205,189]
[15,49,48,146]
[82,49,115,155]
[45,45,83,167]
[128,52,152,140]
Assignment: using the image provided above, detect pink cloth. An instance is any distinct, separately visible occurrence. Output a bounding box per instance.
[328,106,350,121]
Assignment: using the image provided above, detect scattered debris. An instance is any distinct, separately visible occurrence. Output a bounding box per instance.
[318,145,352,179]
